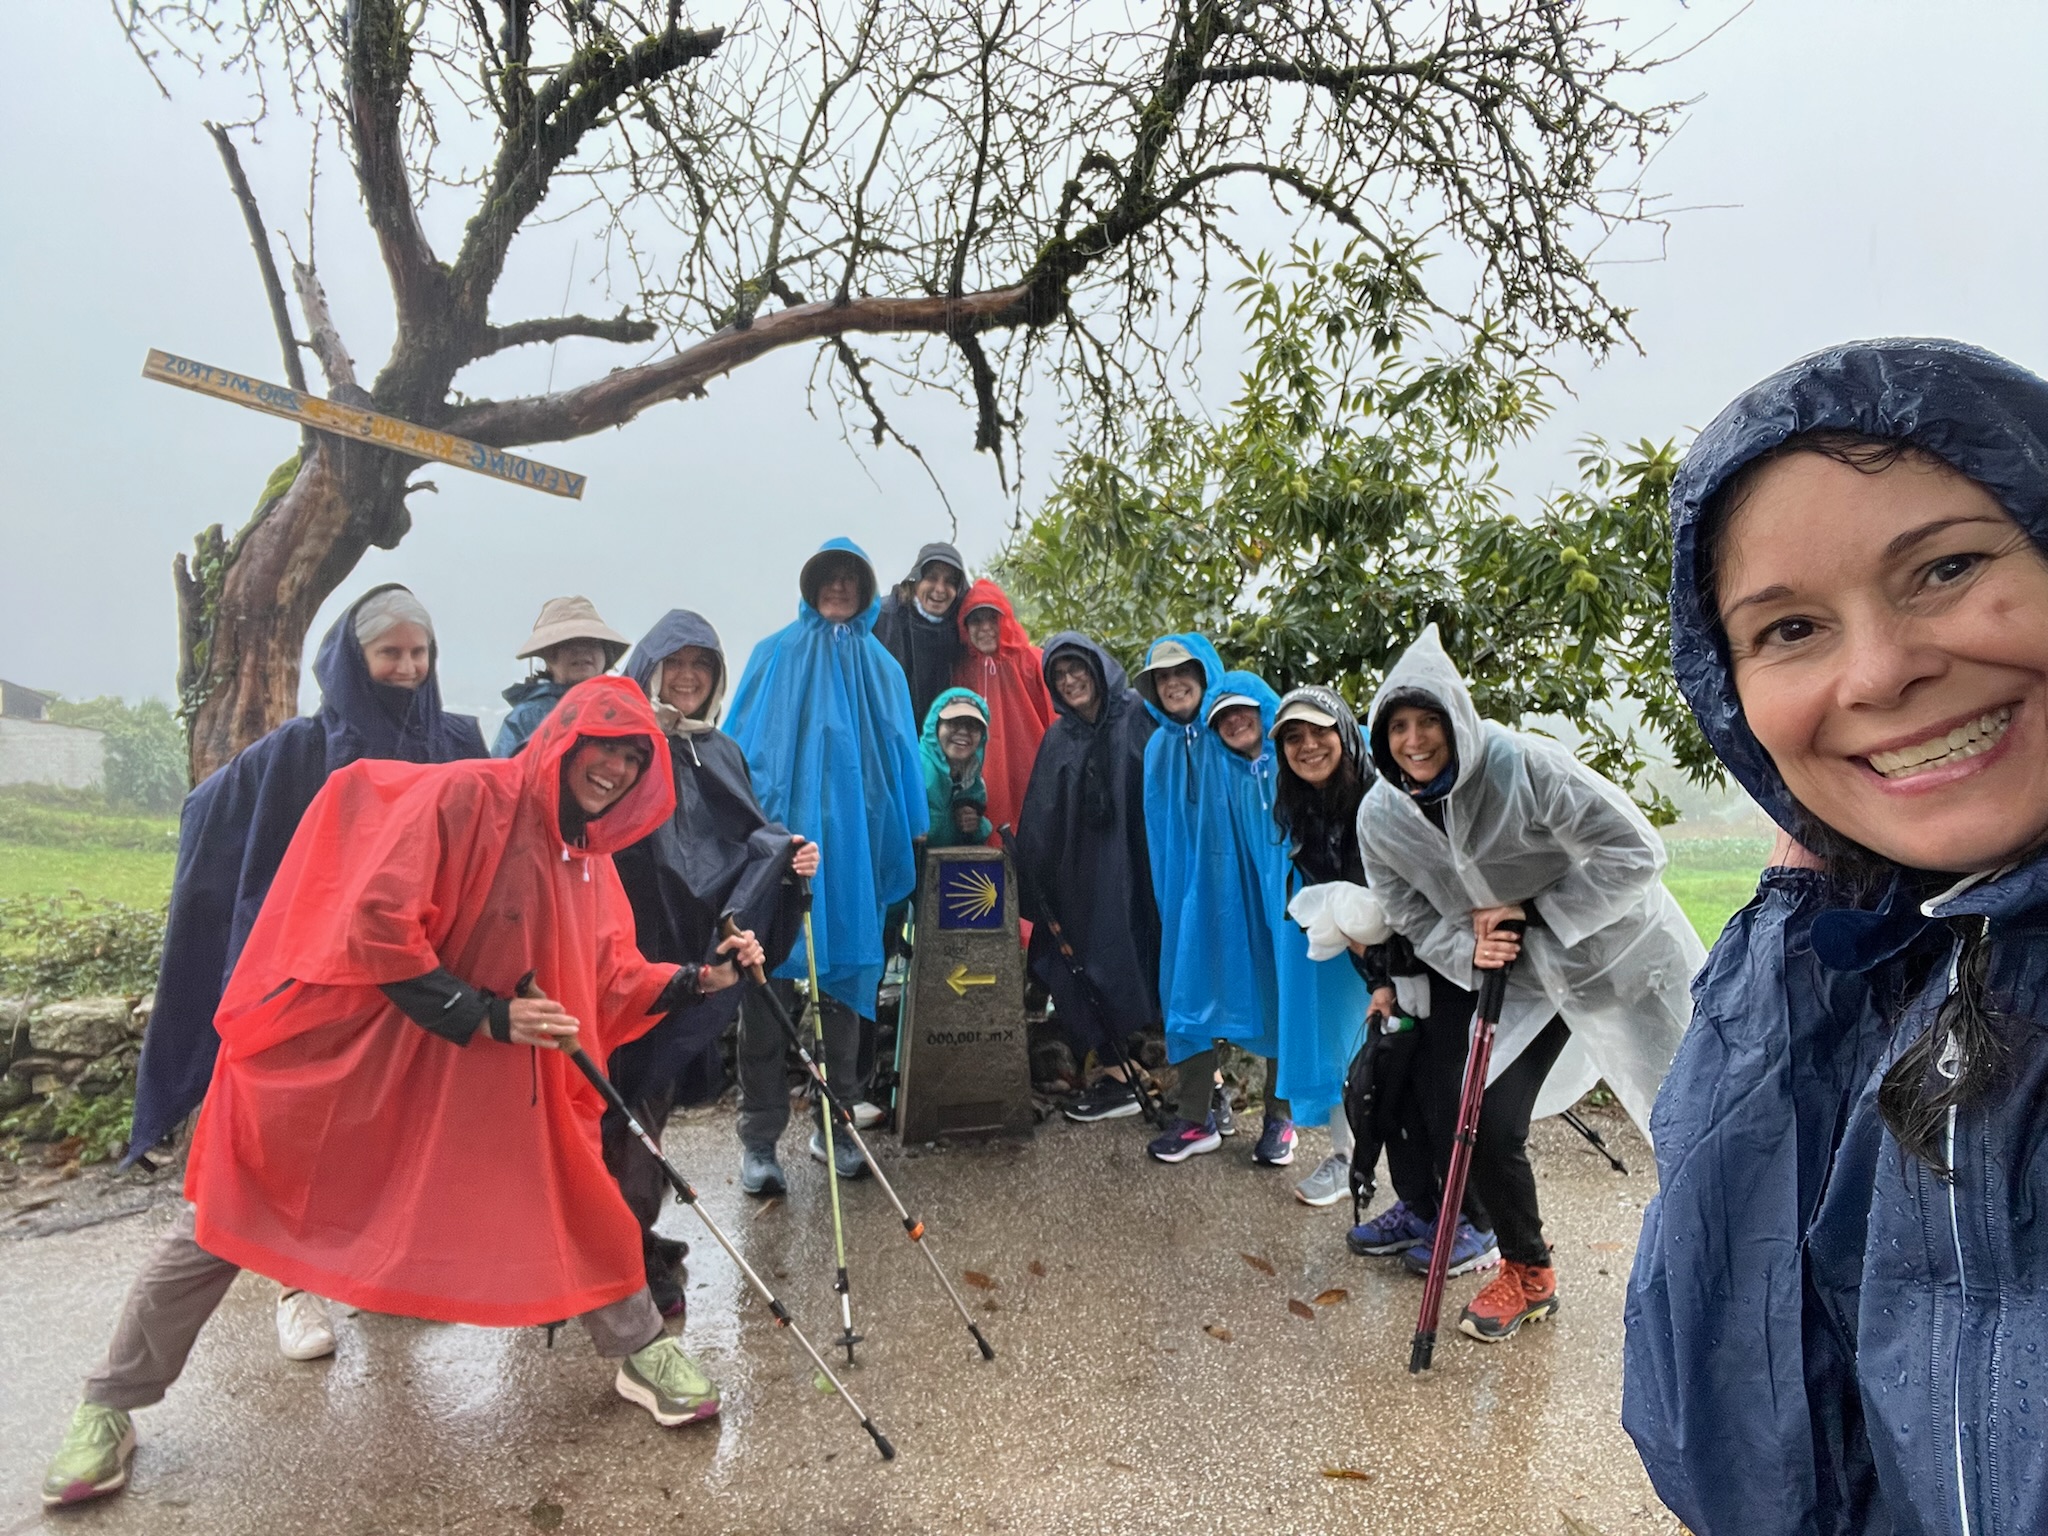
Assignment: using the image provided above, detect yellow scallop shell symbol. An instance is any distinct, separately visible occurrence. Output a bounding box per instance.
[943,867,1001,923]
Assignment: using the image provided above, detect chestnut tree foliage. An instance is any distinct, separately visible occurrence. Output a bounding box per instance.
[997,244,1713,818]
[119,0,1681,777]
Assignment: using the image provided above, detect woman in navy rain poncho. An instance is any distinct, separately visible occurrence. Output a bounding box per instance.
[610,610,815,1310]
[723,539,926,1188]
[1625,340,2048,1536]
[1015,633,1160,1122]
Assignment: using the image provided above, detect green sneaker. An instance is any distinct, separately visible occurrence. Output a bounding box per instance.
[42,1402,135,1508]
[615,1336,721,1427]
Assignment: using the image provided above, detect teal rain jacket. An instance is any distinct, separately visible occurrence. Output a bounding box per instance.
[920,686,993,848]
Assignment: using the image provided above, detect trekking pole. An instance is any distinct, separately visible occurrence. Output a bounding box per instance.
[525,1007,894,1458]
[725,916,997,1363]
[994,825,1168,1127]
[1560,1108,1628,1174]
[1409,920,1524,1374]
[797,910,864,1365]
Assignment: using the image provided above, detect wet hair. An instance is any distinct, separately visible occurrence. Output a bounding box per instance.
[1273,722,1366,882]
[1700,428,2007,1172]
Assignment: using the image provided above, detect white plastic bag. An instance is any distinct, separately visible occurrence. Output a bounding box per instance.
[1286,882,1391,961]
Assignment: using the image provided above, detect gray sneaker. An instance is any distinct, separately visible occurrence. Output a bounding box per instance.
[740,1146,786,1197]
[42,1403,135,1508]
[1294,1152,1352,1207]
[615,1336,721,1426]
[808,1128,867,1180]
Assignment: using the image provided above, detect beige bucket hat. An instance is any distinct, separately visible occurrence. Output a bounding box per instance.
[515,596,631,666]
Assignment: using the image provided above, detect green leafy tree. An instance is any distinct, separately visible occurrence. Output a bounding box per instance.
[995,243,1719,821]
[46,699,189,815]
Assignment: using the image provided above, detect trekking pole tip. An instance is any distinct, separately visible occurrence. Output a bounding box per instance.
[970,1326,996,1362]
[1408,1331,1435,1374]
[867,1423,897,1460]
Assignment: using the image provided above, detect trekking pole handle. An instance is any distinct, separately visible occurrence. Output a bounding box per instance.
[719,913,770,989]
[1473,918,1525,1023]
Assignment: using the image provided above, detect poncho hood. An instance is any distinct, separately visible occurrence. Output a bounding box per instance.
[316,583,472,770]
[1366,626,1481,797]
[623,609,729,727]
[1670,337,2048,833]
[1207,669,1282,771]
[799,536,881,625]
[1041,631,1130,721]
[950,578,1052,839]
[1136,632,1225,726]
[522,677,678,857]
[920,685,993,844]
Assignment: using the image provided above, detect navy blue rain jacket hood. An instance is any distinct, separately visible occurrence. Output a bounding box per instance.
[1627,339,2048,1536]
[129,586,485,1161]
[1013,633,1161,1049]
[610,610,800,1108]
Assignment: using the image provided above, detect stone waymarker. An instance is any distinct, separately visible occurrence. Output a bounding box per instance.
[141,348,588,498]
[894,845,1033,1143]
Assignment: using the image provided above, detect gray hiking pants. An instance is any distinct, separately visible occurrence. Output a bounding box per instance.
[82,1205,664,1410]
[735,982,871,1154]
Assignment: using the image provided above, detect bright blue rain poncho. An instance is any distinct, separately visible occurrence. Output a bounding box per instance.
[1208,670,1369,1123]
[1138,636,1274,1062]
[1625,340,2048,1536]
[725,538,927,1019]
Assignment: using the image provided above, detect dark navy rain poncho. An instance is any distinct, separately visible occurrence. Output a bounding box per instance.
[725,538,927,1019]
[1014,633,1160,1050]
[612,610,805,1106]
[129,585,485,1160]
[1625,339,2048,1536]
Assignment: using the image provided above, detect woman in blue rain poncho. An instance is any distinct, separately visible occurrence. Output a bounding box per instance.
[1360,625,1698,1343]
[1625,340,2048,1536]
[723,539,926,1190]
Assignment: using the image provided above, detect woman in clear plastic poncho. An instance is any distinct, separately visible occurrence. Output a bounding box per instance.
[1357,625,1700,1340]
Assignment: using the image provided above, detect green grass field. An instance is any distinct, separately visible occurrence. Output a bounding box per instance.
[1663,835,1771,945]
[0,789,178,909]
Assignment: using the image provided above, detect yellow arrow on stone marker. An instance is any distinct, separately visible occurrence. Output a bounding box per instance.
[946,964,998,997]
[142,348,587,500]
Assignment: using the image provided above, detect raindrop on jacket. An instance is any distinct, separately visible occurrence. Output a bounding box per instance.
[1627,338,2048,1536]
[1356,625,1700,1129]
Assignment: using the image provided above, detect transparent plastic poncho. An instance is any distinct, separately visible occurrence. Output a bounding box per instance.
[1355,627,1701,1136]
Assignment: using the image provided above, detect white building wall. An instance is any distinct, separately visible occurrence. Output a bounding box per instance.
[0,719,105,790]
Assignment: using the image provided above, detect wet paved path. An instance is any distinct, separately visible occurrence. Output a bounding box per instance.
[1,1105,1680,1534]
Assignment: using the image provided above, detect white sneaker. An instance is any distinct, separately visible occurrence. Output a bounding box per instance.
[276,1289,337,1361]
[1293,1153,1353,1208]
[851,1101,886,1129]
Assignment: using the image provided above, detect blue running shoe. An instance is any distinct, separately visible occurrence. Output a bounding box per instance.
[1347,1199,1432,1256]
[1147,1114,1223,1164]
[1252,1116,1297,1167]
[1401,1217,1501,1278]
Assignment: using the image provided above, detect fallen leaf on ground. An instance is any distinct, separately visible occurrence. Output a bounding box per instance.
[1321,1468,1374,1482]
[1287,1299,1316,1321]
[1107,1459,1136,1472]
[962,1269,1000,1290]
[1312,1288,1349,1306]
[1202,1323,1233,1342]
[528,1500,565,1531]
[1028,1259,1047,1278]
[9,1196,60,1216]
[981,1298,999,1313]
[1240,1252,1277,1276]
[1558,1514,1610,1536]
[1586,1240,1624,1253]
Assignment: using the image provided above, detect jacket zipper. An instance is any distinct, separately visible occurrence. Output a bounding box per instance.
[1947,1100,1972,1536]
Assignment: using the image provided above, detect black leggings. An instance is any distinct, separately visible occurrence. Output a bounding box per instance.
[1463,1013,1571,1267]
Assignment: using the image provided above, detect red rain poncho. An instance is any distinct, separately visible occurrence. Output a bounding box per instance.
[186,677,680,1326]
[951,580,1053,841]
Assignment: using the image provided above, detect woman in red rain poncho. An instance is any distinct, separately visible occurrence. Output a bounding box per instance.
[43,679,764,1510]
[951,579,1054,841]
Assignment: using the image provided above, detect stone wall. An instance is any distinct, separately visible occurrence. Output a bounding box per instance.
[1,993,146,1145]
[0,717,106,790]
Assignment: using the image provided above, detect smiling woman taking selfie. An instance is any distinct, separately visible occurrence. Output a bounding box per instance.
[1624,340,2048,1536]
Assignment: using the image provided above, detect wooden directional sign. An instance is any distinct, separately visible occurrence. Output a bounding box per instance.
[142,348,587,499]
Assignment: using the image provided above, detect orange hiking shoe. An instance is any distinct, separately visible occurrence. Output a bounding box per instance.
[1458,1259,1559,1342]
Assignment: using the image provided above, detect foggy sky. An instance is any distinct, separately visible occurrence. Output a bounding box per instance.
[4,2,2045,736]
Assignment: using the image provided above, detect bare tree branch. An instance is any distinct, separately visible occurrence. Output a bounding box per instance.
[480,310,660,354]
[291,260,360,393]
[206,122,309,396]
